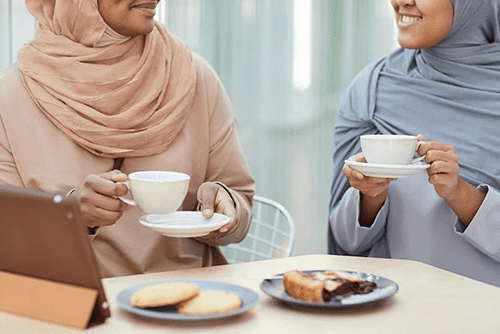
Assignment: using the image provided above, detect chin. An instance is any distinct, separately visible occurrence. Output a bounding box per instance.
[398,36,424,50]
[398,42,419,49]
[397,33,444,50]
[139,25,156,36]
[122,23,156,37]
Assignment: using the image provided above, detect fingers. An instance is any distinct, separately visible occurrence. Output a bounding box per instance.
[89,170,129,197]
[426,157,460,188]
[110,170,128,183]
[416,134,427,142]
[75,170,129,227]
[343,153,366,180]
[197,182,218,217]
[196,182,237,239]
[352,176,394,198]
[345,174,394,198]
[422,142,458,178]
[425,145,457,165]
[418,140,460,200]
[79,199,126,226]
[416,134,427,156]
[352,152,366,163]
[343,164,364,180]
[343,155,395,198]
[418,140,454,160]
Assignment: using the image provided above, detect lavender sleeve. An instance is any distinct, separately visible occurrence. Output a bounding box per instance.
[329,186,389,256]
[454,184,500,263]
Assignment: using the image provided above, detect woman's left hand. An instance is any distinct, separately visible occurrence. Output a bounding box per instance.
[417,134,461,201]
[194,182,237,241]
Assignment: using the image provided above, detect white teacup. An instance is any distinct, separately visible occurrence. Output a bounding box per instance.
[118,171,190,214]
[360,135,424,165]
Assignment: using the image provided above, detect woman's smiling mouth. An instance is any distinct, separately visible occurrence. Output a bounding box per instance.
[132,2,158,16]
[399,14,422,27]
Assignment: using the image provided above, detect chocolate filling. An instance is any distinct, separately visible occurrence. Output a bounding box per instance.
[324,279,376,300]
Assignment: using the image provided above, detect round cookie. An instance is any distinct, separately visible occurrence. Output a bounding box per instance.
[176,290,242,314]
[130,282,199,308]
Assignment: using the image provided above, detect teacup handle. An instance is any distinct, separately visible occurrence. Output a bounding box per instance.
[411,141,426,164]
[117,180,138,206]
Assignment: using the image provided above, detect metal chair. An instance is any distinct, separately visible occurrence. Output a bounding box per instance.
[220,195,295,264]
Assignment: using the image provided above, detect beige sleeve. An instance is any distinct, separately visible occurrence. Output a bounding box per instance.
[0,111,24,188]
[197,57,255,246]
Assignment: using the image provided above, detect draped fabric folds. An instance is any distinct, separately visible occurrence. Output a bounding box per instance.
[329,0,500,253]
[17,0,197,158]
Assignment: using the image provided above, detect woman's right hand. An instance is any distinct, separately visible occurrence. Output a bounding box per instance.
[72,170,129,227]
[342,153,396,227]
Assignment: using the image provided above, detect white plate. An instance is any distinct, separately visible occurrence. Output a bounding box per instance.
[117,280,259,321]
[139,211,230,238]
[345,160,430,178]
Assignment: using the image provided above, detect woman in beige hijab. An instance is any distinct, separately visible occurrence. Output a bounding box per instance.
[0,0,255,278]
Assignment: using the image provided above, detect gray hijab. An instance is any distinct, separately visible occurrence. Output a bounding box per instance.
[329,0,500,253]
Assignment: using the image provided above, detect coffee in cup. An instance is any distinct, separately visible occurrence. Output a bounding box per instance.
[118,171,190,214]
[360,135,423,165]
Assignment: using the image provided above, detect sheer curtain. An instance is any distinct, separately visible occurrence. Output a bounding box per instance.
[0,0,397,256]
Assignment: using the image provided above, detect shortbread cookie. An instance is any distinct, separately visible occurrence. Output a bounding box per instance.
[176,290,242,314]
[130,282,199,308]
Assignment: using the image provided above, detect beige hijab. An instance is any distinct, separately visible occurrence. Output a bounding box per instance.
[17,0,196,158]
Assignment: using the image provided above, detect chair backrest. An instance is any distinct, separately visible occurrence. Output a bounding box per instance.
[220,195,295,264]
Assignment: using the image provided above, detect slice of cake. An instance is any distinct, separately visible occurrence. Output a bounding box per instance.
[283,270,376,303]
[282,270,326,302]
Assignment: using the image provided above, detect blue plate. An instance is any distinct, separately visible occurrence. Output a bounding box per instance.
[117,279,259,321]
[260,270,398,309]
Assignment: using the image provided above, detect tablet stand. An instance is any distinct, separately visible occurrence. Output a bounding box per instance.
[0,271,99,329]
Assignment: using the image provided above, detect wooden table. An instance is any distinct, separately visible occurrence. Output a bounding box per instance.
[2,254,500,333]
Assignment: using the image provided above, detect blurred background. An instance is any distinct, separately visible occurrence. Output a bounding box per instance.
[0,0,398,256]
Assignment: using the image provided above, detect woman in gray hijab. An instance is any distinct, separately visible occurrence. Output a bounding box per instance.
[328,0,500,287]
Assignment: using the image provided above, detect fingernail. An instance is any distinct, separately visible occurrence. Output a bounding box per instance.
[220,227,228,233]
[203,208,211,216]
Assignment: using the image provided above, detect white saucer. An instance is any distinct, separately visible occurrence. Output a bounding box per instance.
[139,212,230,238]
[344,160,430,178]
